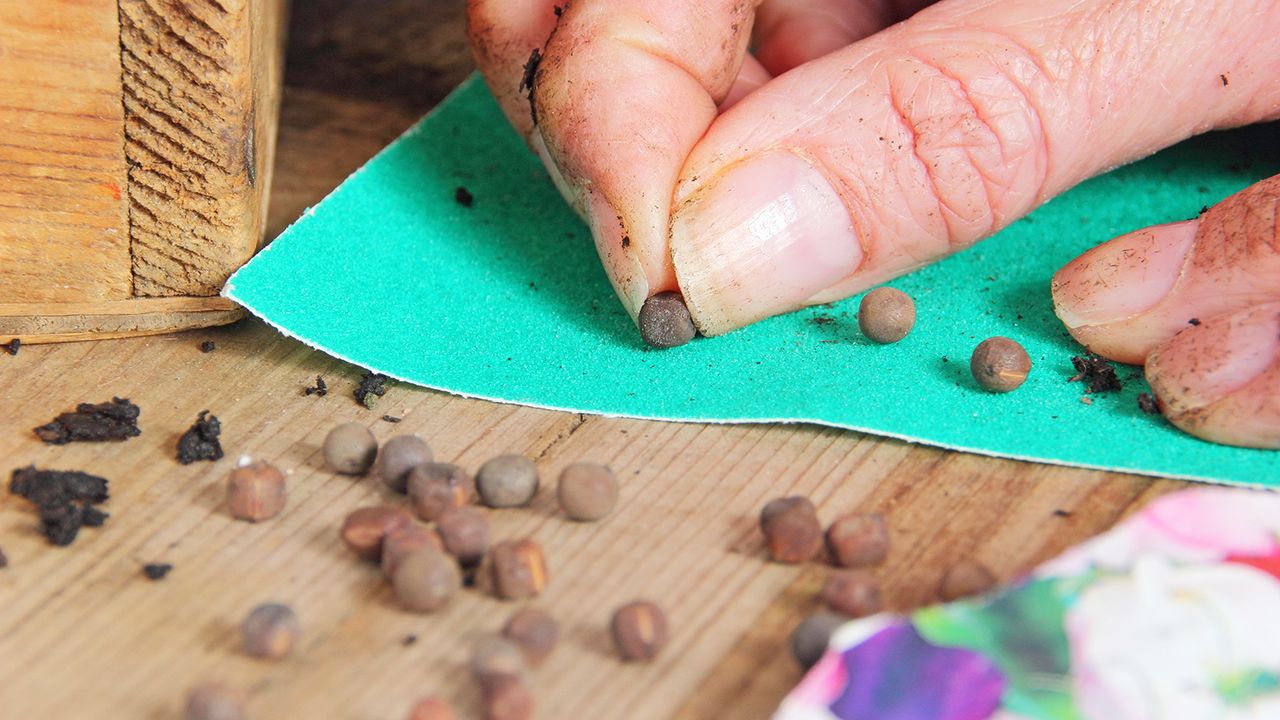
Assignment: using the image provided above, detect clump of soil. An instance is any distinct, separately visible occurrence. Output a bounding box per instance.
[143,563,173,580]
[9,466,111,546]
[355,372,389,408]
[200,340,216,353]
[304,376,328,397]
[177,411,224,464]
[34,397,141,445]
[3,339,18,355]
[1069,355,1122,394]
[1137,393,1161,415]
[455,186,474,208]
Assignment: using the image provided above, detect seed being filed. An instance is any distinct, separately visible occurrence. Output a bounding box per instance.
[184,682,246,720]
[822,570,882,618]
[760,496,823,564]
[611,600,668,661]
[393,547,461,613]
[377,435,433,493]
[638,292,696,349]
[340,506,414,560]
[382,523,444,577]
[489,539,548,600]
[858,287,916,344]
[939,559,997,601]
[480,673,533,720]
[825,513,890,568]
[408,697,455,720]
[501,608,559,665]
[324,423,378,474]
[226,461,287,522]
[476,455,539,508]
[437,507,491,565]
[790,611,848,670]
[556,463,618,521]
[470,635,528,681]
[970,337,1031,393]
[241,603,300,660]
[408,462,474,521]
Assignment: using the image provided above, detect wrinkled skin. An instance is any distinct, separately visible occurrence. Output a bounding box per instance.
[467,0,1280,448]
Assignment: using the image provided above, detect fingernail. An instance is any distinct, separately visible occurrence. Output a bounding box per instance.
[1149,304,1280,409]
[669,151,862,335]
[1052,220,1198,329]
[586,190,649,319]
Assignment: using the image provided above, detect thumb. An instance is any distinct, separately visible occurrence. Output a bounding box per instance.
[669,0,1280,335]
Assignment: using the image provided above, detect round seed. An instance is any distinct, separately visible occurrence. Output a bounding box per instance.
[790,611,849,670]
[184,682,246,720]
[377,435,433,493]
[759,496,822,564]
[382,523,444,577]
[392,547,461,613]
[610,600,667,661]
[408,697,454,720]
[240,603,300,660]
[323,423,378,474]
[437,507,491,565]
[480,673,533,720]
[858,287,916,344]
[226,461,286,522]
[638,292,696,349]
[489,539,548,600]
[556,463,618,521]
[825,513,890,568]
[822,570,882,618]
[470,635,528,681]
[970,337,1031,393]
[476,455,539,508]
[939,559,997,601]
[340,506,414,560]
[501,608,559,665]
[408,462,474,521]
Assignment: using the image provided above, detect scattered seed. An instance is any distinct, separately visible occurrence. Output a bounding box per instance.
[1137,392,1161,415]
[392,547,461,613]
[241,603,300,660]
[408,463,474,521]
[825,513,890,568]
[790,611,849,670]
[437,507,491,565]
[939,559,997,601]
[382,524,444,577]
[822,570,882,617]
[323,422,378,475]
[227,461,287,522]
[638,292,696,349]
[480,673,533,720]
[200,340,217,353]
[759,497,822,564]
[304,375,328,396]
[471,635,528,681]
[476,455,539,508]
[143,563,173,581]
[34,397,141,445]
[556,463,618,521]
[177,411,224,464]
[355,371,389,408]
[857,287,916,344]
[409,697,455,720]
[340,506,415,560]
[377,435,433,493]
[970,337,1031,393]
[501,608,559,665]
[489,539,548,600]
[184,682,246,720]
[611,600,667,661]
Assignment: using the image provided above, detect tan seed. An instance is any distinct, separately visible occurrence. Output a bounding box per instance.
[556,462,618,521]
[501,608,559,665]
[611,600,667,661]
[408,697,454,720]
[480,673,533,720]
[825,513,890,568]
[470,635,528,681]
[240,602,300,660]
[323,422,378,474]
[858,287,916,344]
[970,337,1031,393]
[760,496,822,564]
[184,682,246,720]
[939,559,997,601]
[822,570,882,618]
[392,547,461,613]
[382,523,444,577]
[408,462,474,521]
[340,506,415,560]
[476,455,539,508]
[437,507,491,565]
[489,539,547,600]
[377,434,433,493]
[226,461,286,522]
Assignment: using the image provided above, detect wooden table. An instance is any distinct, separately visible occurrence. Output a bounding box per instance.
[0,3,1189,718]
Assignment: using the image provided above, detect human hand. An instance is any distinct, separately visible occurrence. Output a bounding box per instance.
[466,0,1280,448]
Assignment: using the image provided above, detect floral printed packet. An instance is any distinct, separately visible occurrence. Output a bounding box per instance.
[776,489,1280,720]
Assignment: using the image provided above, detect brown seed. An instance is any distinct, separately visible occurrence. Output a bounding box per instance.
[825,513,890,568]
[323,422,378,474]
[476,455,539,508]
[790,611,849,670]
[377,435,434,493]
[382,523,445,577]
[759,496,822,564]
[226,461,287,522]
[241,602,300,660]
[408,463,474,521]
[437,507,491,565]
[470,635,528,681]
[858,287,916,344]
[340,506,414,560]
[611,600,668,661]
[970,337,1031,393]
[489,539,548,600]
[392,547,461,613]
[939,559,997,601]
[556,462,618,521]
[408,697,454,720]
[184,682,246,720]
[822,570,882,618]
[501,608,559,665]
[480,673,533,720]
[638,291,696,349]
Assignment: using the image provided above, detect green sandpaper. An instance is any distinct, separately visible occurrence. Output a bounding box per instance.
[225,76,1279,487]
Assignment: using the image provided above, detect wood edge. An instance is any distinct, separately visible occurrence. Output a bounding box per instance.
[0,297,244,344]
[0,297,239,317]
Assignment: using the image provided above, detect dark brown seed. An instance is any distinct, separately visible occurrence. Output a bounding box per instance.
[226,461,287,522]
[241,603,300,660]
[184,682,246,720]
[408,463,474,521]
[470,636,528,680]
[822,570,882,618]
[480,673,533,720]
[825,513,890,568]
[377,435,433,493]
[489,539,548,600]
[790,611,849,670]
[638,291,696,349]
[408,697,455,720]
[323,423,378,474]
[759,496,822,564]
[556,462,618,521]
[501,608,559,665]
[340,506,414,560]
[857,287,916,344]
[939,559,997,601]
[970,337,1031,393]
[437,507,491,565]
[476,455,539,508]
[382,523,445,577]
[392,547,461,613]
[611,600,667,661]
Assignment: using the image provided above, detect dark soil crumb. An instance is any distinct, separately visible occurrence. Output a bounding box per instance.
[34,397,141,445]
[809,315,835,326]
[3,339,18,356]
[9,466,110,546]
[0,546,7,568]
[143,563,172,581]
[1221,73,1229,86]
[1137,393,1161,415]
[176,411,224,464]
[381,415,402,423]
[304,375,328,397]
[200,340,216,353]
[621,235,631,248]
[402,634,418,646]
[554,4,565,16]
[1188,318,1201,326]
[355,372,389,408]
[1069,354,1122,394]
[520,48,542,124]
[1053,509,1072,518]
[455,186,474,208]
